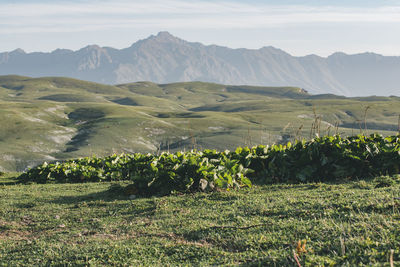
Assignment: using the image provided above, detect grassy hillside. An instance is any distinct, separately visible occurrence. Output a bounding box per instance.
[1,174,400,265]
[0,75,399,171]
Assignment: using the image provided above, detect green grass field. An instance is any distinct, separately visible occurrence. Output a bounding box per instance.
[1,75,399,172]
[1,174,400,266]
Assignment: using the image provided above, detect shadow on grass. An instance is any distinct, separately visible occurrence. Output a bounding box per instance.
[47,185,158,216]
[0,173,22,185]
[49,187,128,205]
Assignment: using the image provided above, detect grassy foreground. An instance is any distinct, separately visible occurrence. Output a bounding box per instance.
[1,175,400,266]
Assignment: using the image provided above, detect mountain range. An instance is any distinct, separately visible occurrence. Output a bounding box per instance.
[1,31,399,96]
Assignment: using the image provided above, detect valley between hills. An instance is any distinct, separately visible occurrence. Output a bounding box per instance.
[0,75,399,171]
[0,76,400,171]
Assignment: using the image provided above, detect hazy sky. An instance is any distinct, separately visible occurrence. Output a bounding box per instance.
[1,0,400,56]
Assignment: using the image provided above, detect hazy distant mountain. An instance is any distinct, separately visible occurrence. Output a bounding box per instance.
[0,31,399,96]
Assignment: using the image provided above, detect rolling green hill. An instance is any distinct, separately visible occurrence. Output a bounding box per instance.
[0,75,399,171]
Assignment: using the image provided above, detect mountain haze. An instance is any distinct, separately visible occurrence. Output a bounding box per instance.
[0,32,399,96]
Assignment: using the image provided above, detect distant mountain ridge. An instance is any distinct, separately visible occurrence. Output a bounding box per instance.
[1,31,399,96]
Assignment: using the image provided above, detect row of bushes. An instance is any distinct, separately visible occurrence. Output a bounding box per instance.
[18,134,400,196]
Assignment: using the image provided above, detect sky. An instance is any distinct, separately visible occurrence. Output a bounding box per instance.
[1,0,400,56]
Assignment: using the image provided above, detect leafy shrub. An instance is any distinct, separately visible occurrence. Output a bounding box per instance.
[243,134,400,184]
[18,134,400,196]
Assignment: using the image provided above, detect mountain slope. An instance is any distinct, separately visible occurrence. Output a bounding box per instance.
[0,32,399,96]
[0,75,399,171]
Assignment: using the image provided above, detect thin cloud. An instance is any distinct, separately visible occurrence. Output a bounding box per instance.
[1,0,400,34]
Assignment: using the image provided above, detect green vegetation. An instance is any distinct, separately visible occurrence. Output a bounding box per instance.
[18,151,252,196]
[1,75,400,265]
[18,134,400,197]
[0,75,399,172]
[0,173,399,266]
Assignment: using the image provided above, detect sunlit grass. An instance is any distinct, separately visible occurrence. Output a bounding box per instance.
[1,174,399,265]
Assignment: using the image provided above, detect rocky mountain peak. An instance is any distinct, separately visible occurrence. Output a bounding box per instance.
[0,33,399,96]
[81,45,102,52]
[10,48,26,55]
[149,31,182,43]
